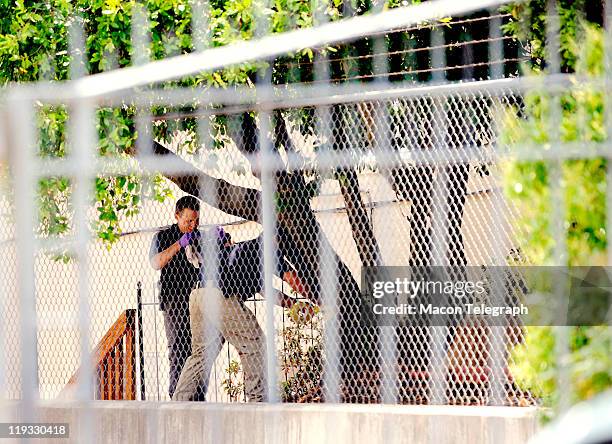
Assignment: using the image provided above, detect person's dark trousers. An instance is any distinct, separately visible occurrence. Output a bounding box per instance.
[163,305,207,401]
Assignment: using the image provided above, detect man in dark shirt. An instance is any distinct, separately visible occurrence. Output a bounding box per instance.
[172,233,313,402]
[149,196,208,400]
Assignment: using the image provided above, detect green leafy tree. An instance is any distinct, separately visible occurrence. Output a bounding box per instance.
[501,24,607,265]
[501,6,612,415]
[0,0,325,244]
[501,0,604,73]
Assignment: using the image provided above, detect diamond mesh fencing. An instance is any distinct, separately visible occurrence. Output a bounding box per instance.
[0,84,537,406]
[2,0,607,416]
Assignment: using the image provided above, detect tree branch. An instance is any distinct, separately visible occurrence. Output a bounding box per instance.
[152,140,261,222]
[332,104,383,267]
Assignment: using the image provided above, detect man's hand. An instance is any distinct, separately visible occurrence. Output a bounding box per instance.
[178,231,199,248]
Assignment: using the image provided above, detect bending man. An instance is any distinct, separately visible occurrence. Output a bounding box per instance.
[172,232,311,402]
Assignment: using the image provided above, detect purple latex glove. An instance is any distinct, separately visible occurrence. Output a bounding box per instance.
[178,232,197,248]
[208,226,231,246]
[216,226,229,243]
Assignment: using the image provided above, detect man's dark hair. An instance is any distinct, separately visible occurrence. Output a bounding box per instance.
[175,196,200,214]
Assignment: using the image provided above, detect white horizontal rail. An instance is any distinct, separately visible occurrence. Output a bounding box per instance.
[31,145,495,177]
[8,72,577,109]
[7,0,514,101]
[24,140,612,181]
[132,75,571,111]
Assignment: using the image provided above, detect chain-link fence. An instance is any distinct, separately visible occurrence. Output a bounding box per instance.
[2,0,609,417]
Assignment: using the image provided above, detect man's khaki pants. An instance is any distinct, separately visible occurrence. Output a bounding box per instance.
[172,286,267,402]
